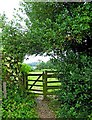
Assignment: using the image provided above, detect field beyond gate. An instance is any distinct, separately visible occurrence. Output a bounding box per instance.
[24,71,61,98]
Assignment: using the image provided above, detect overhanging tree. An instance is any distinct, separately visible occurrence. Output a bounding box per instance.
[23,2,92,56]
[22,2,92,119]
[1,15,32,94]
[1,2,92,118]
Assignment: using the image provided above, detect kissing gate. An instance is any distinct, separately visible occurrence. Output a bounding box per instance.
[23,71,61,98]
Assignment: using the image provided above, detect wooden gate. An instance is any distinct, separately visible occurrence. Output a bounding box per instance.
[23,71,61,98]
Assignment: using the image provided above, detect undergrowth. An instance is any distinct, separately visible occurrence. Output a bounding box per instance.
[53,53,92,119]
[2,84,38,119]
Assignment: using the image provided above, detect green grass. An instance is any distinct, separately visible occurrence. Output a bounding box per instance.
[28,69,61,94]
[33,69,56,72]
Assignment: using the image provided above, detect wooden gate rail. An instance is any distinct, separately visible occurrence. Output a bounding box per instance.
[23,70,61,98]
[29,73,43,90]
[43,71,61,97]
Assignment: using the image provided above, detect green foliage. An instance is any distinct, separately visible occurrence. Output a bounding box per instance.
[2,52,26,95]
[54,52,92,119]
[36,62,45,70]
[1,14,32,94]
[1,3,92,119]
[36,60,55,70]
[23,2,92,55]
[2,53,37,119]
[2,23,27,61]
[2,84,38,119]
[20,63,32,74]
[22,3,92,118]
[2,52,21,82]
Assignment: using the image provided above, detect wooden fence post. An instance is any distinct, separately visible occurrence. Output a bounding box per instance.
[3,82,7,99]
[23,73,26,89]
[43,71,47,99]
[23,73,28,91]
[26,74,28,90]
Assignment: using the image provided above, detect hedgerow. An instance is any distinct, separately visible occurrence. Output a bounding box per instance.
[2,84,38,119]
[55,52,92,119]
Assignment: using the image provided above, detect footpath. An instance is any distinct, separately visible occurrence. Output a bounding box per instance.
[35,95,56,120]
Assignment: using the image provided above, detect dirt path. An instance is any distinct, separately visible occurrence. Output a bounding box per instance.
[35,95,56,120]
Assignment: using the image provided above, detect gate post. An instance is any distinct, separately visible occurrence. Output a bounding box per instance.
[3,81,7,99]
[26,74,28,90]
[23,73,28,90]
[43,71,47,99]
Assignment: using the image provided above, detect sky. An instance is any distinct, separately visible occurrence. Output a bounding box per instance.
[0,0,50,63]
[23,55,51,63]
[0,0,22,19]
